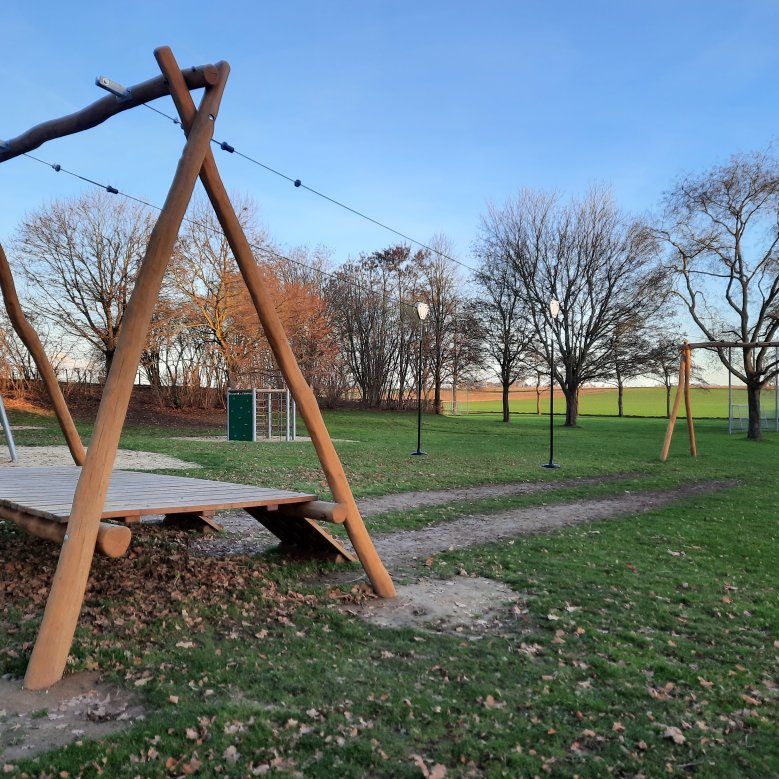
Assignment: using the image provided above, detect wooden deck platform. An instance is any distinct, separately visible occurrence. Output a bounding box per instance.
[0,467,316,522]
[0,467,354,560]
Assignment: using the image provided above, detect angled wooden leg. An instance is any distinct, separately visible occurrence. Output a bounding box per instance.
[0,243,86,465]
[23,61,230,690]
[156,46,396,598]
[660,352,686,462]
[683,348,697,457]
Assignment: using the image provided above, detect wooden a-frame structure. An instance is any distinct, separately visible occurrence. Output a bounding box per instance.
[660,339,779,460]
[0,47,395,690]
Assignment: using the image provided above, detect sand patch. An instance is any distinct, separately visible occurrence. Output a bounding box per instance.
[0,672,145,762]
[355,577,524,636]
[0,446,199,470]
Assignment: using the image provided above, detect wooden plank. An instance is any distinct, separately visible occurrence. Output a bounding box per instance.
[0,467,316,522]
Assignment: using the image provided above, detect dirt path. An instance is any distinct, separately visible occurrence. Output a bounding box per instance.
[369,480,735,570]
[202,478,737,569]
[356,473,638,516]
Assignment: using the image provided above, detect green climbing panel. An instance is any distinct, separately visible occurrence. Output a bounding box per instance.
[227,389,256,441]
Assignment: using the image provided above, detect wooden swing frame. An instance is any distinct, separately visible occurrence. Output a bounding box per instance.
[660,340,779,461]
[0,46,395,690]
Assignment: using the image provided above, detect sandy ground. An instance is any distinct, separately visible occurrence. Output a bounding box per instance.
[0,672,145,762]
[0,446,199,470]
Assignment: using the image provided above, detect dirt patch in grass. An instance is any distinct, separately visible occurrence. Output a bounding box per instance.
[0,671,145,762]
[354,576,525,637]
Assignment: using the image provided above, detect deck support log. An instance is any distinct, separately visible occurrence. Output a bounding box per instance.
[0,507,130,558]
[23,63,230,691]
[0,244,86,465]
[156,46,395,599]
[280,500,347,524]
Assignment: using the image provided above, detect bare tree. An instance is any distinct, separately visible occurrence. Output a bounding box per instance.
[658,150,779,439]
[609,324,653,417]
[480,187,666,426]
[15,191,154,378]
[326,246,424,408]
[414,235,463,414]
[472,241,530,422]
[170,195,269,390]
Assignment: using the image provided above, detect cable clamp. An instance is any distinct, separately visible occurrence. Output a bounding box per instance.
[95,75,133,102]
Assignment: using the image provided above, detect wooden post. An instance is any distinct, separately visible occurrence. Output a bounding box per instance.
[23,60,230,690]
[155,46,396,599]
[0,243,86,465]
[660,353,686,462]
[683,346,697,457]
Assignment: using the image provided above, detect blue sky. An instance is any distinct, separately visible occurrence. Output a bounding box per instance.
[2,0,779,274]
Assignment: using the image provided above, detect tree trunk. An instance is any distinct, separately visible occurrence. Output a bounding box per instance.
[665,383,671,418]
[617,381,624,417]
[502,382,510,423]
[433,374,443,415]
[564,384,579,427]
[747,383,762,440]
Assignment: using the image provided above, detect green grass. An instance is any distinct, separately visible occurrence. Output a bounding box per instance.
[0,407,777,777]
[466,385,779,419]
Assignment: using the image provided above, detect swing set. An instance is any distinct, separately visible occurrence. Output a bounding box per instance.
[660,340,779,460]
[0,47,395,690]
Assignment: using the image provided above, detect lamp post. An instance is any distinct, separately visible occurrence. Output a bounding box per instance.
[542,298,561,469]
[412,301,430,456]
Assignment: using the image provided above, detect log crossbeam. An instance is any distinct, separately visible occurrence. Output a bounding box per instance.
[0,64,219,164]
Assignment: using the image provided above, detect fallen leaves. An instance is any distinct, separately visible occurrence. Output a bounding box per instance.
[410,754,447,778]
[663,725,686,745]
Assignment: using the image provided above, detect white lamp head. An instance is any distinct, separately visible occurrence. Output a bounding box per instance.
[549,299,561,318]
[416,302,430,321]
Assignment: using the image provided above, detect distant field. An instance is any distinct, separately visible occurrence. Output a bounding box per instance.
[454,385,779,420]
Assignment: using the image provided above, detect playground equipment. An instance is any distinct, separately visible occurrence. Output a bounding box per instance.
[661,340,779,460]
[228,388,297,441]
[0,395,17,462]
[0,46,395,690]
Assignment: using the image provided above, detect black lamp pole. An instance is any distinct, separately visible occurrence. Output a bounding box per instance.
[412,302,429,456]
[543,299,561,469]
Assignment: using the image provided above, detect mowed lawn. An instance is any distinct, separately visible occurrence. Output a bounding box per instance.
[0,407,777,777]
[463,384,779,421]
